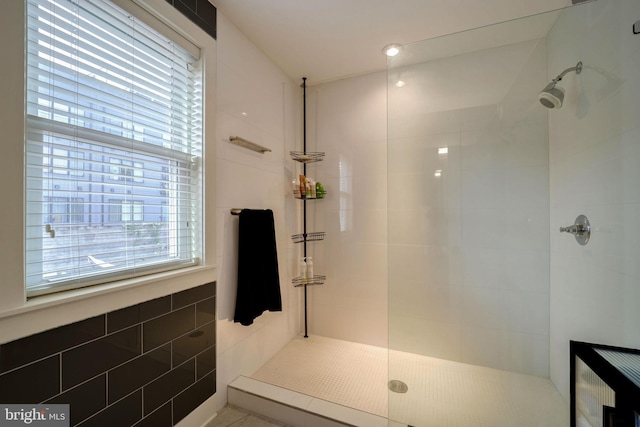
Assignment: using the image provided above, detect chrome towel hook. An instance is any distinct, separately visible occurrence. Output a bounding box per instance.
[560,214,591,246]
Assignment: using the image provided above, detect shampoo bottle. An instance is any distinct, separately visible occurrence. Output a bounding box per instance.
[299,174,306,198]
[306,257,314,281]
[300,257,307,284]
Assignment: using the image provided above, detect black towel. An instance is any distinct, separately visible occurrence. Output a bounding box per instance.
[234,209,282,326]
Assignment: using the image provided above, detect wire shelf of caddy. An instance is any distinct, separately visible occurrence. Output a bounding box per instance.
[292,274,327,287]
[290,151,325,163]
[292,188,327,199]
[291,232,326,244]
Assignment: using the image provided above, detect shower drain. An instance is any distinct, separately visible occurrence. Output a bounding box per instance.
[388,380,408,393]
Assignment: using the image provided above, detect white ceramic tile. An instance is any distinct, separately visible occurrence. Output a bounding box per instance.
[504,123,549,168]
[388,133,461,175]
[505,164,549,207]
[351,174,387,212]
[389,279,462,324]
[351,140,387,179]
[228,388,307,426]
[388,314,463,361]
[460,167,507,210]
[503,206,550,251]
[353,306,388,348]
[461,287,511,331]
[505,331,550,377]
[230,376,314,409]
[388,207,453,247]
[461,207,508,249]
[349,207,387,244]
[388,107,464,139]
[388,244,457,287]
[305,399,387,427]
[308,303,358,342]
[507,290,550,335]
[460,325,510,369]
[251,335,568,426]
[228,377,388,427]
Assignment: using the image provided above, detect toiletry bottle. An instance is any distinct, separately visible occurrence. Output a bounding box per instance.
[307,257,314,282]
[305,178,312,198]
[300,257,307,284]
[299,174,306,198]
[310,179,316,198]
[316,182,324,199]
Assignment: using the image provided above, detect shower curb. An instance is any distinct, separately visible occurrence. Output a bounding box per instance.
[228,376,405,427]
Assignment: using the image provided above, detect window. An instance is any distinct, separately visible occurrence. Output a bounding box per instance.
[109,158,144,182]
[46,197,84,224]
[45,148,85,176]
[25,0,202,295]
[109,200,143,223]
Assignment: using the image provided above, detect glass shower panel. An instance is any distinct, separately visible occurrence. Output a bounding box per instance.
[386,10,558,426]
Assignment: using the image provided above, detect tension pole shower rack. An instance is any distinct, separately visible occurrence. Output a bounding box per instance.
[292,77,326,338]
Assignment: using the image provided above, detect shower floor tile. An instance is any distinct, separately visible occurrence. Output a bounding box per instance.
[251,335,569,427]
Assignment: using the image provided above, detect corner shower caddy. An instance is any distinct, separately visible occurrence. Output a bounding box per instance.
[292,77,326,338]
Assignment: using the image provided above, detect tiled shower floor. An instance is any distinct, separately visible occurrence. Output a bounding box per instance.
[251,335,569,427]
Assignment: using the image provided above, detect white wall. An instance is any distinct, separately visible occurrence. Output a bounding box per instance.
[303,72,389,347]
[211,12,300,414]
[548,0,640,402]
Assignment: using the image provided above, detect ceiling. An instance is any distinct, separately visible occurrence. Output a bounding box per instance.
[212,0,571,85]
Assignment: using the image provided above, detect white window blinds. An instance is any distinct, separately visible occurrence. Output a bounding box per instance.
[26,0,203,295]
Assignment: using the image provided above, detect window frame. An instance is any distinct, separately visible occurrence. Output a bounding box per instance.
[21,0,211,297]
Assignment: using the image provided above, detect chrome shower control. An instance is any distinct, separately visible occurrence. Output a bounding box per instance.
[560,214,590,246]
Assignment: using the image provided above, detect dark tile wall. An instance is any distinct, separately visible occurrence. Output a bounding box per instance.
[0,282,216,427]
[166,0,217,40]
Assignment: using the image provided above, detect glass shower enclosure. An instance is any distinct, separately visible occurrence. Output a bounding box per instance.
[386,0,640,425]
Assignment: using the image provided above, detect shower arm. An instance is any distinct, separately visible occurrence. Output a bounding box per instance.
[551,61,583,84]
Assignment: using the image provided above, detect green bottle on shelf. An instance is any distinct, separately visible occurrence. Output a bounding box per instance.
[316,182,324,199]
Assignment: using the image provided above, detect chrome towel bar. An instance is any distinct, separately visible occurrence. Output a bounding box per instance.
[229,136,272,154]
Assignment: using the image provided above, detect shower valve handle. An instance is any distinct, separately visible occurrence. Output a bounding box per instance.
[559,214,591,246]
[559,224,587,235]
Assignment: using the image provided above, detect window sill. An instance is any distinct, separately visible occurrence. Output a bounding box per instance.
[0,264,216,322]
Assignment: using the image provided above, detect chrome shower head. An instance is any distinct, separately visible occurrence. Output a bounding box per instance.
[538,83,565,109]
[539,61,582,109]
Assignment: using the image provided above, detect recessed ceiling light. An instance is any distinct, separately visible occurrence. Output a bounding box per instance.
[394,80,405,88]
[383,44,402,57]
